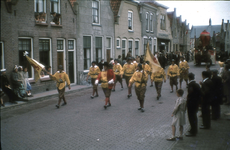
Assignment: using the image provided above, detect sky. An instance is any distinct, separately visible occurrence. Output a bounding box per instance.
[155,1,230,29]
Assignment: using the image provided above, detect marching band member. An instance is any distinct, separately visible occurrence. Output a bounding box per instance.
[179,57,189,88]
[167,59,180,93]
[112,59,123,91]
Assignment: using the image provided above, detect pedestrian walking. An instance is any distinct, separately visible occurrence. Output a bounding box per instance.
[129,63,148,112]
[167,59,180,93]
[211,70,223,120]
[95,62,115,109]
[185,73,202,137]
[199,71,213,129]
[47,65,71,108]
[112,59,123,91]
[121,57,136,98]
[179,57,189,89]
[167,89,187,141]
[86,61,101,98]
[151,67,166,100]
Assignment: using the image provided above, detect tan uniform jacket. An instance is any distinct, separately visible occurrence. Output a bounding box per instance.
[142,63,151,73]
[123,63,136,77]
[179,61,189,74]
[129,70,148,87]
[151,68,166,82]
[113,63,123,75]
[167,64,180,77]
[88,65,100,79]
[50,71,70,90]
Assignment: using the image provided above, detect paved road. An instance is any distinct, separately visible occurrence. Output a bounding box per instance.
[1,62,230,150]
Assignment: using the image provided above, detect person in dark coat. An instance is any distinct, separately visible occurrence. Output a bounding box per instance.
[98,59,104,71]
[211,70,223,120]
[199,71,213,129]
[185,73,202,137]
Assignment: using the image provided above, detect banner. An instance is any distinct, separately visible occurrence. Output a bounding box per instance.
[144,42,161,73]
[24,51,45,82]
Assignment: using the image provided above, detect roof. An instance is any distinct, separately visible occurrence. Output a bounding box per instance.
[143,1,169,9]
[110,0,122,22]
[190,25,221,38]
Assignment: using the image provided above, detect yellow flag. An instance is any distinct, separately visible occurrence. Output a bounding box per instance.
[25,54,45,82]
[144,42,161,73]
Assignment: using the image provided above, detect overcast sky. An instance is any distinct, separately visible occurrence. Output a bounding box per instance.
[156,1,230,29]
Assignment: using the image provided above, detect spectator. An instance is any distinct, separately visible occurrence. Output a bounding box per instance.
[23,67,32,97]
[117,55,122,64]
[167,89,187,141]
[98,59,104,71]
[211,70,223,120]
[136,55,140,63]
[0,69,18,103]
[185,73,201,137]
[199,71,213,129]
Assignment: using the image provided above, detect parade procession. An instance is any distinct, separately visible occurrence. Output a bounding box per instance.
[1,0,230,149]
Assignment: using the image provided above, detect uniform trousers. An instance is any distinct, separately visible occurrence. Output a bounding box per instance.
[154,82,163,96]
[135,86,146,101]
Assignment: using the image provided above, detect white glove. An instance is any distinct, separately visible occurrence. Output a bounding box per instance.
[95,80,99,85]
[108,79,114,84]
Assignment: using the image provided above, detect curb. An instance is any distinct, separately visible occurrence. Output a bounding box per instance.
[1,86,91,111]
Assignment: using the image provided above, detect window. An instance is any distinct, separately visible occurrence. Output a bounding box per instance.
[146,12,149,31]
[116,38,120,48]
[34,0,46,23]
[83,36,91,70]
[122,39,126,60]
[92,0,100,24]
[68,40,74,50]
[128,11,133,30]
[106,37,112,61]
[150,13,153,32]
[39,39,51,70]
[128,40,133,54]
[135,41,139,56]
[57,40,63,50]
[19,39,33,78]
[0,42,4,69]
[160,15,166,30]
[50,0,60,13]
[95,37,102,64]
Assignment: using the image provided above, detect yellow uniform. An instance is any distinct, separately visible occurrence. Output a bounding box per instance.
[113,63,123,75]
[129,70,149,87]
[50,71,70,90]
[123,63,136,77]
[151,68,166,82]
[167,64,180,77]
[179,61,189,74]
[99,71,109,88]
[132,61,138,69]
[88,65,100,79]
[142,63,151,73]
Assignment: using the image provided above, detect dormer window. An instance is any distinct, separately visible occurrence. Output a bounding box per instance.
[128,11,133,31]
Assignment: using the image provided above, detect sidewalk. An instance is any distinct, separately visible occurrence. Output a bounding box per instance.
[0,84,91,111]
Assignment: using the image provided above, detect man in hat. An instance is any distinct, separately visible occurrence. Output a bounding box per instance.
[95,62,115,109]
[211,70,223,120]
[179,56,189,89]
[47,65,71,108]
[151,67,166,100]
[0,69,18,103]
[129,63,148,112]
[185,73,201,137]
[112,59,123,91]
[167,59,180,93]
[122,57,136,98]
[86,61,101,98]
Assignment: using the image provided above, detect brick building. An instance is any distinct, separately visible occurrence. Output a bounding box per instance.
[1,0,77,94]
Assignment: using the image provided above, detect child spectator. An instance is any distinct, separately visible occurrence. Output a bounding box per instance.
[167,89,187,141]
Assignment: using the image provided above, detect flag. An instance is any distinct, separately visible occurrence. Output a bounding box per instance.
[144,42,161,73]
[24,51,45,82]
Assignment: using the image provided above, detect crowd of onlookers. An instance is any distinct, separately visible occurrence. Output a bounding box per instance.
[0,65,32,106]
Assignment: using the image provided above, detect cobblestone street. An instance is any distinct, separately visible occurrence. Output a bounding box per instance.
[1,62,230,150]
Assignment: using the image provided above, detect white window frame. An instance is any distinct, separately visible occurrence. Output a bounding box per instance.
[68,39,76,85]
[128,11,133,31]
[116,38,120,48]
[0,42,4,69]
[150,13,153,32]
[122,39,127,59]
[39,38,52,79]
[83,35,92,71]
[34,0,47,23]
[57,38,66,71]
[128,39,133,56]
[146,12,149,31]
[92,0,100,25]
[135,39,139,56]
[106,37,112,60]
[50,0,60,14]
[18,37,34,81]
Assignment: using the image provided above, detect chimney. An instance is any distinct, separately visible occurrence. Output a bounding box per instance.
[209,18,211,26]
[222,19,224,23]
[228,20,229,24]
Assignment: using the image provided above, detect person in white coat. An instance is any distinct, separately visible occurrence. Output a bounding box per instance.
[167,89,187,141]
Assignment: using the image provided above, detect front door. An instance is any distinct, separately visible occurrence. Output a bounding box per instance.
[68,51,74,83]
[106,49,110,63]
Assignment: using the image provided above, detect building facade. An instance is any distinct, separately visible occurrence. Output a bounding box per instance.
[220,19,230,54]
[1,0,77,94]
